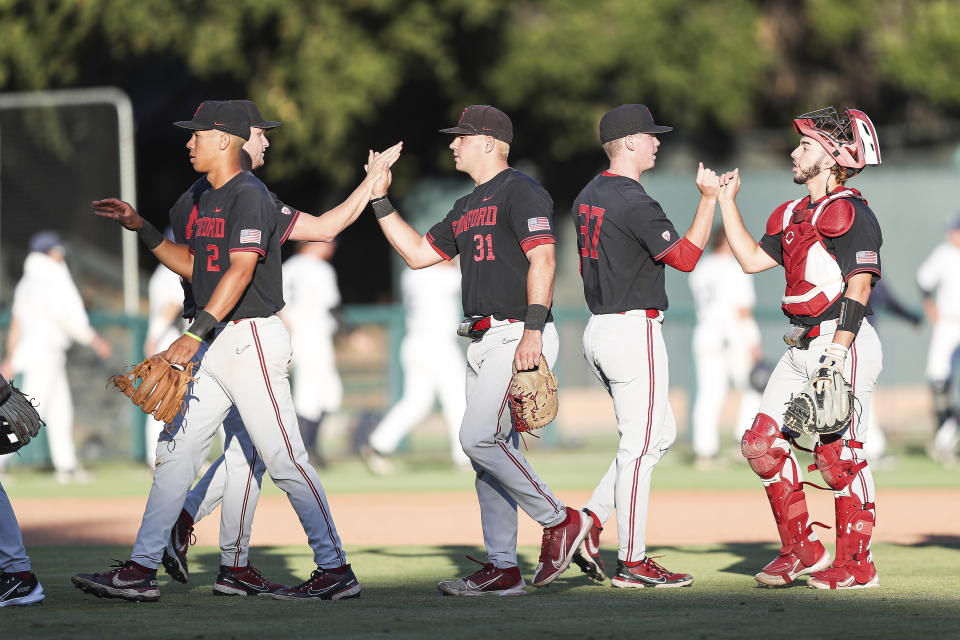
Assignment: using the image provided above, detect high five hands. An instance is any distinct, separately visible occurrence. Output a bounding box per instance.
[695,163,740,202]
[364,142,403,198]
[718,168,740,202]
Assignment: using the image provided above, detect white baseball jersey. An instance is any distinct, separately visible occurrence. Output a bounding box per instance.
[11,252,95,369]
[917,242,960,319]
[8,252,96,473]
[368,263,468,466]
[689,252,757,330]
[146,264,185,351]
[282,253,342,418]
[689,252,761,459]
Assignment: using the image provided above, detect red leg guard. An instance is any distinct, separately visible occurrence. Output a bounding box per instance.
[808,495,878,589]
[744,415,830,585]
[742,413,790,480]
[813,438,868,493]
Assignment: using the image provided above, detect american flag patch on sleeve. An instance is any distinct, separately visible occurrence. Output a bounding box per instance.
[240,229,262,244]
[527,217,551,232]
[856,250,878,264]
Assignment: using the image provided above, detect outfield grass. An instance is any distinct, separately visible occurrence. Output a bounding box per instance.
[6,541,959,640]
[3,430,957,499]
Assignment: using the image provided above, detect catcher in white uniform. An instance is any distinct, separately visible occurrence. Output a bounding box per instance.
[1,231,112,483]
[282,240,343,467]
[689,227,762,468]
[917,213,960,464]
[362,260,470,473]
[718,106,884,590]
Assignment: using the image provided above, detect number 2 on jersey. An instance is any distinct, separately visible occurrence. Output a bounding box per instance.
[578,205,606,259]
[206,244,220,272]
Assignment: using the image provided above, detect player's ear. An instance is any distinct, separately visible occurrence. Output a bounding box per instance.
[623,134,637,152]
[485,136,494,153]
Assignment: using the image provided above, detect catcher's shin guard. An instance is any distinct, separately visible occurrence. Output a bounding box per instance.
[808,495,877,589]
[742,414,829,586]
[808,437,877,589]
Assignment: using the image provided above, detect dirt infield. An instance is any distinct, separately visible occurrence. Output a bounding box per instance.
[17,488,956,548]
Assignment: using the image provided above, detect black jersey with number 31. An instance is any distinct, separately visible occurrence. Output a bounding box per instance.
[573,171,681,314]
[427,168,555,320]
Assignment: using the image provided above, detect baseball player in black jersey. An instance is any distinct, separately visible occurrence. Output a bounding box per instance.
[717,106,883,589]
[73,101,395,602]
[570,104,719,588]
[369,105,591,596]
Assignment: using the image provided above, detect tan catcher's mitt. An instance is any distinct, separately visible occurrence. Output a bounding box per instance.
[508,359,559,433]
[109,355,196,424]
[0,376,44,455]
[782,366,854,436]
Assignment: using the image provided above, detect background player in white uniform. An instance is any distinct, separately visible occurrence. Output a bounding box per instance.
[370,105,591,596]
[0,374,44,607]
[282,240,343,467]
[859,280,922,464]
[361,259,470,473]
[689,227,762,469]
[916,213,960,464]
[1,231,112,483]
[717,106,884,590]
[73,101,397,602]
[143,229,186,468]
[571,104,716,588]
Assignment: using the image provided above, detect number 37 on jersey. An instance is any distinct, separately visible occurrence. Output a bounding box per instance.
[577,205,606,259]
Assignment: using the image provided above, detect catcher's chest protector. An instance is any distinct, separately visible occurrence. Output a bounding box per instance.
[779,192,854,317]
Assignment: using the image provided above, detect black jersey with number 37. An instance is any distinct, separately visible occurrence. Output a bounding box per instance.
[426,168,555,320]
[572,171,681,314]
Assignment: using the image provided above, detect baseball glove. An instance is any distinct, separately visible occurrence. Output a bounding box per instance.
[508,359,559,433]
[0,377,44,455]
[108,355,196,425]
[782,366,854,436]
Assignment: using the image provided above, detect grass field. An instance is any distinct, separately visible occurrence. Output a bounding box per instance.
[4,431,959,639]
[6,541,960,639]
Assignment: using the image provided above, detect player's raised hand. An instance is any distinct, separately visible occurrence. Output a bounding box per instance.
[718,168,741,203]
[92,198,143,231]
[696,162,721,199]
[364,142,403,175]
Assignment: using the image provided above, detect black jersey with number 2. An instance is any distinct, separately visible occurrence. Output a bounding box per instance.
[186,171,283,321]
[169,175,301,319]
[426,168,555,320]
[572,172,681,314]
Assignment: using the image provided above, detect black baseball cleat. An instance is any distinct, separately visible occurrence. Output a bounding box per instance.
[572,521,606,582]
[611,557,693,588]
[0,571,45,607]
[272,565,361,601]
[213,565,286,596]
[71,561,160,602]
[161,510,195,584]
